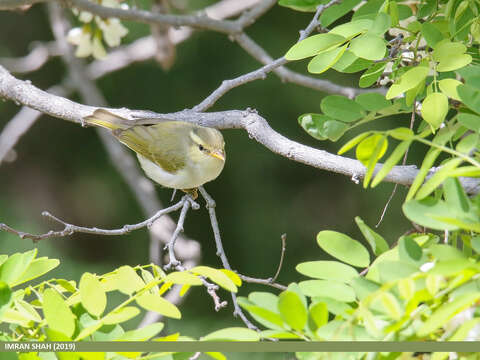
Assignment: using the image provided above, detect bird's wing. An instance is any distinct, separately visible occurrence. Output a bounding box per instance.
[116,123,187,173]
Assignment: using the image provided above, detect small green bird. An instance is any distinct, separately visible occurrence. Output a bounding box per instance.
[84,109,226,196]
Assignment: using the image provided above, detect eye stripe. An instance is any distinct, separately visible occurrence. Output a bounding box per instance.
[189,131,204,146]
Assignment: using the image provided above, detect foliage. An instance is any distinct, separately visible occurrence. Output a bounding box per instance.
[288,0,480,200]
[0,249,248,359]
[240,211,480,359]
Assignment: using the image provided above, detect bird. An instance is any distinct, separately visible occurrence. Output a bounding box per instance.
[84,109,226,198]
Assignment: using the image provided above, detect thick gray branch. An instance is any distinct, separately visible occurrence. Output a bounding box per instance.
[3,64,478,192]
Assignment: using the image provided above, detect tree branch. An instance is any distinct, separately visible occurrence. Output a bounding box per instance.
[1,64,479,193]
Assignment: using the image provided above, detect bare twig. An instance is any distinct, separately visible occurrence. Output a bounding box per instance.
[238,233,287,291]
[198,186,258,330]
[163,195,199,270]
[271,233,286,284]
[0,199,187,241]
[193,0,373,112]
[0,41,60,74]
[375,106,416,227]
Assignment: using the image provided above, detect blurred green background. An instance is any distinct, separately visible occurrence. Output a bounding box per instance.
[0,0,414,352]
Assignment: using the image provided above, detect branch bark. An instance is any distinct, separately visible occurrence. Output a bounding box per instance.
[1,64,479,193]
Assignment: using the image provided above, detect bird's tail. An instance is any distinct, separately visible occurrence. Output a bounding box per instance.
[84,109,132,132]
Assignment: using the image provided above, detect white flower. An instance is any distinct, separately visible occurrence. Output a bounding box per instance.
[92,35,107,59]
[67,27,107,59]
[67,27,92,58]
[72,8,93,23]
[96,17,128,47]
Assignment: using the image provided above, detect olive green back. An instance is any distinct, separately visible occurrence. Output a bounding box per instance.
[116,122,191,173]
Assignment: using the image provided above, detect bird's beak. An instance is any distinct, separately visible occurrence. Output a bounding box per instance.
[210,150,226,161]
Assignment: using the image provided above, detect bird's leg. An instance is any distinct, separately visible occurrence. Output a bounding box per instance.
[181,188,198,200]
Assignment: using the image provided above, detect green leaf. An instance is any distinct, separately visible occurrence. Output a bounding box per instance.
[278,291,307,331]
[317,230,370,267]
[0,281,12,319]
[79,273,106,318]
[417,292,480,337]
[356,134,388,167]
[415,158,463,199]
[278,0,326,12]
[350,277,380,300]
[457,113,480,131]
[333,50,372,73]
[14,299,41,322]
[320,95,365,122]
[368,12,391,35]
[421,92,449,131]
[438,79,462,100]
[43,288,76,338]
[450,318,480,340]
[307,44,347,74]
[471,236,480,254]
[249,292,279,310]
[296,260,358,282]
[398,278,415,300]
[102,306,140,325]
[398,236,423,264]
[330,19,373,38]
[444,177,471,213]
[456,133,478,153]
[237,297,284,330]
[338,132,371,155]
[298,113,349,141]
[433,41,472,72]
[352,0,385,21]
[359,62,386,88]
[371,140,412,187]
[421,23,444,48]
[114,266,145,295]
[378,260,418,283]
[285,33,346,60]
[308,302,328,329]
[12,257,59,287]
[164,271,203,285]
[386,67,429,100]
[428,244,466,261]
[363,135,388,187]
[350,34,386,61]
[458,84,480,114]
[403,198,460,231]
[202,327,260,341]
[379,292,402,320]
[406,148,442,201]
[191,266,237,292]
[0,250,37,286]
[319,0,363,27]
[299,280,355,302]
[355,93,391,112]
[259,330,302,339]
[355,217,388,255]
[136,293,181,319]
[118,322,164,341]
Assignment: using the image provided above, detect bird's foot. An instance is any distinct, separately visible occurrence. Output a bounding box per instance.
[181,188,198,200]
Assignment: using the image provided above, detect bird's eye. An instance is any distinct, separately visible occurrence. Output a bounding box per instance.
[198,145,205,151]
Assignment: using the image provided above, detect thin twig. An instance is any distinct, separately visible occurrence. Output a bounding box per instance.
[193,0,345,112]
[376,106,416,227]
[0,199,187,242]
[198,186,258,330]
[271,233,286,284]
[238,233,287,291]
[163,195,199,270]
